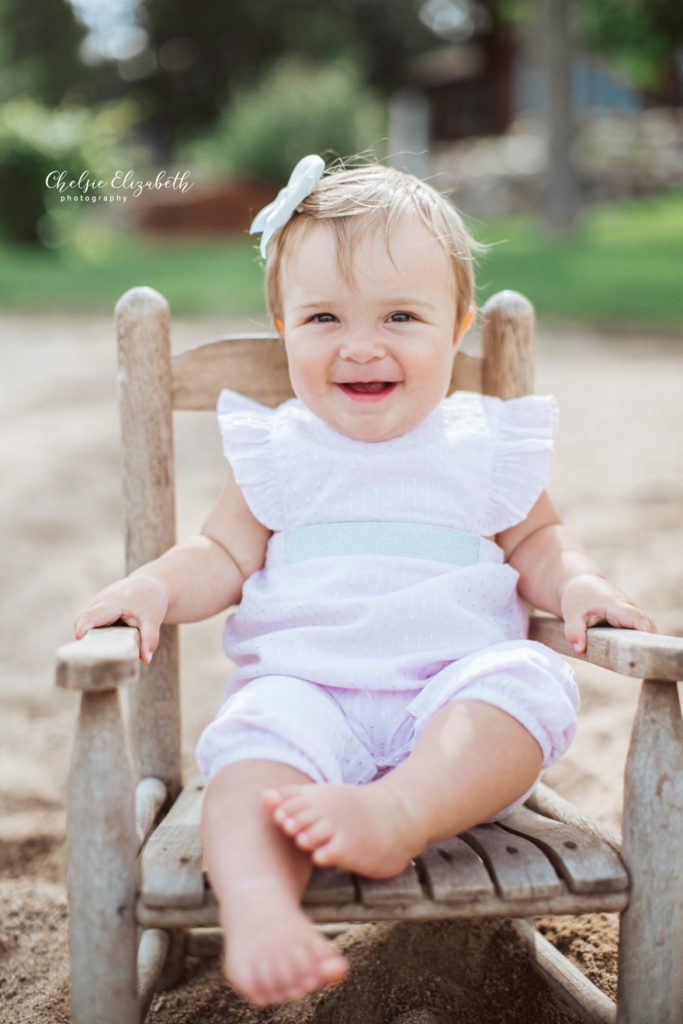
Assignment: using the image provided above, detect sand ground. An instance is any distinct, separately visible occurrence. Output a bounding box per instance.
[1,311,681,1023]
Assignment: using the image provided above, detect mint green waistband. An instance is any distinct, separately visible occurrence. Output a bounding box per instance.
[279,521,488,566]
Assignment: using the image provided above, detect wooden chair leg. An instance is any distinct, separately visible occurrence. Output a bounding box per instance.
[67,690,140,1024]
[157,929,187,990]
[617,679,683,1024]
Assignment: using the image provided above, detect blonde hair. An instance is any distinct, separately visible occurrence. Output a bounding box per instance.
[262,161,482,338]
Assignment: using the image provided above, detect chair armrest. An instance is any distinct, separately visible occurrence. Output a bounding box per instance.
[529,614,683,681]
[56,625,141,692]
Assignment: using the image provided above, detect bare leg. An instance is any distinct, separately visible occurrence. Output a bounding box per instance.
[264,701,543,878]
[201,759,349,1006]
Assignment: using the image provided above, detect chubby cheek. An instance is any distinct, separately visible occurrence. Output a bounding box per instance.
[409,352,452,400]
[285,345,328,400]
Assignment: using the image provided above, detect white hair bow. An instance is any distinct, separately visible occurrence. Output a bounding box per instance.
[249,154,325,259]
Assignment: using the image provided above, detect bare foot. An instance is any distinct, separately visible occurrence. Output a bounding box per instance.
[222,883,348,1006]
[263,780,424,878]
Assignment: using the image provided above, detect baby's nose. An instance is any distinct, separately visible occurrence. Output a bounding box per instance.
[338,331,386,361]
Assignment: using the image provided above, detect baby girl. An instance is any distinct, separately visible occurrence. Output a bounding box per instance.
[74,155,656,1008]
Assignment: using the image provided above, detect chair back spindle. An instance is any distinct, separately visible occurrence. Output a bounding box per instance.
[116,287,181,798]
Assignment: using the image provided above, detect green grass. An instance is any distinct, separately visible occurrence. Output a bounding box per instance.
[0,234,266,316]
[1,189,682,329]
[473,189,683,330]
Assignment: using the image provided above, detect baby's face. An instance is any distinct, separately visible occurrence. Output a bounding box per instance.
[279,215,468,442]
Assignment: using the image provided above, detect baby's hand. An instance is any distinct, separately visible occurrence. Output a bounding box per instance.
[74,573,169,664]
[560,573,657,654]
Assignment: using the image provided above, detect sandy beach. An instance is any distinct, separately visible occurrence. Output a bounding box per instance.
[2,310,681,1022]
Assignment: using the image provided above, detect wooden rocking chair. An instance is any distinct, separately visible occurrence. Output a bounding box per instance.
[56,286,683,1024]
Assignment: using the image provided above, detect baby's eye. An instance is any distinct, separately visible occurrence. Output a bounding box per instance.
[311,313,337,323]
[388,311,415,323]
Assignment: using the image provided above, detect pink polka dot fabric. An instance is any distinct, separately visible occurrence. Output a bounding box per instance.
[195,389,579,794]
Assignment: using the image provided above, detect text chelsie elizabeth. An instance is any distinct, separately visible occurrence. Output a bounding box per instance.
[45,169,195,203]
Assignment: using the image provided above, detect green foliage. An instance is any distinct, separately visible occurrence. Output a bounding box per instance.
[184,58,387,185]
[575,0,683,91]
[494,0,683,93]
[0,0,87,105]
[140,0,433,149]
[0,97,143,244]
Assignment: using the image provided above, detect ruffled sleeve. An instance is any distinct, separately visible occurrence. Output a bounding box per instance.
[480,394,559,535]
[216,388,283,530]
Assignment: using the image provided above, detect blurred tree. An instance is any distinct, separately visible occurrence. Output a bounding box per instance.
[184,57,386,184]
[0,0,123,106]
[0,0,85,103]
[499,0,683,95]
[576,0,683,96]
[135,0,436,153]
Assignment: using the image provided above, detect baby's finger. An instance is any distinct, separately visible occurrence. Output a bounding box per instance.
[138,620,161,664]
[563,613,588,654]
[74,605,119,639]
[607,605,658,634]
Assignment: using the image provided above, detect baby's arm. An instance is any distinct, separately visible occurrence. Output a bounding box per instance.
[74,466,270,663]
[497,491,657,653]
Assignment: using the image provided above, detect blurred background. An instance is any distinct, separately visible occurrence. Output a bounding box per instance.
[0,0,682,324]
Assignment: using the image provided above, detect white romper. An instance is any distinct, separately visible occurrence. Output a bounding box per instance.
[196,388,579,817]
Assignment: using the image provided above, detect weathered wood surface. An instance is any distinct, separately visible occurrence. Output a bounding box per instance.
[529,615,683,682]
[141,776,205,908]
[135,777,168,853]
[419,836,494,902]
[137,928,169,1020]
[116,286,181,796]
[499,806,627,893]
[462,824,564,900]
[183,924,353,961]
[481,290,535,398]
[57,625,140,691]
[67,690,139,1024]
[137,888,628,930]
[304,866,357,905]
[171,336,482,411]
[617,679,683,1024]
[527,782,622,853]
[355,861,424,906]
[139,779,629,929]
[512,919,616,1024]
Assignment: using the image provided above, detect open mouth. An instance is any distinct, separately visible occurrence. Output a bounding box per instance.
[338,381,398,401]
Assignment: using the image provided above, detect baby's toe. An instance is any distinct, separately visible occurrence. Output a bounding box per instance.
[261,787,285,811]
[273,793,316,820]
[278,806,319,837]
[253,957,292,1006]
[280,945,321,1001]
[229,960,264,1007]
[295,817,333,850]
[318,951,349,985]
[285,974,318,1002]
[311,838,341,867]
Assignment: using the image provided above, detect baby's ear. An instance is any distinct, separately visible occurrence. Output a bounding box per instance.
[453,308,475,347]
[274,316,285,338]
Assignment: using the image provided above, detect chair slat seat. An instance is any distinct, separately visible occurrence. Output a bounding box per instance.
[139,777,629,924]
[498,805,628,894]
[420,836,496,902]
[461,823,566,900]
[140,777,205,908]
